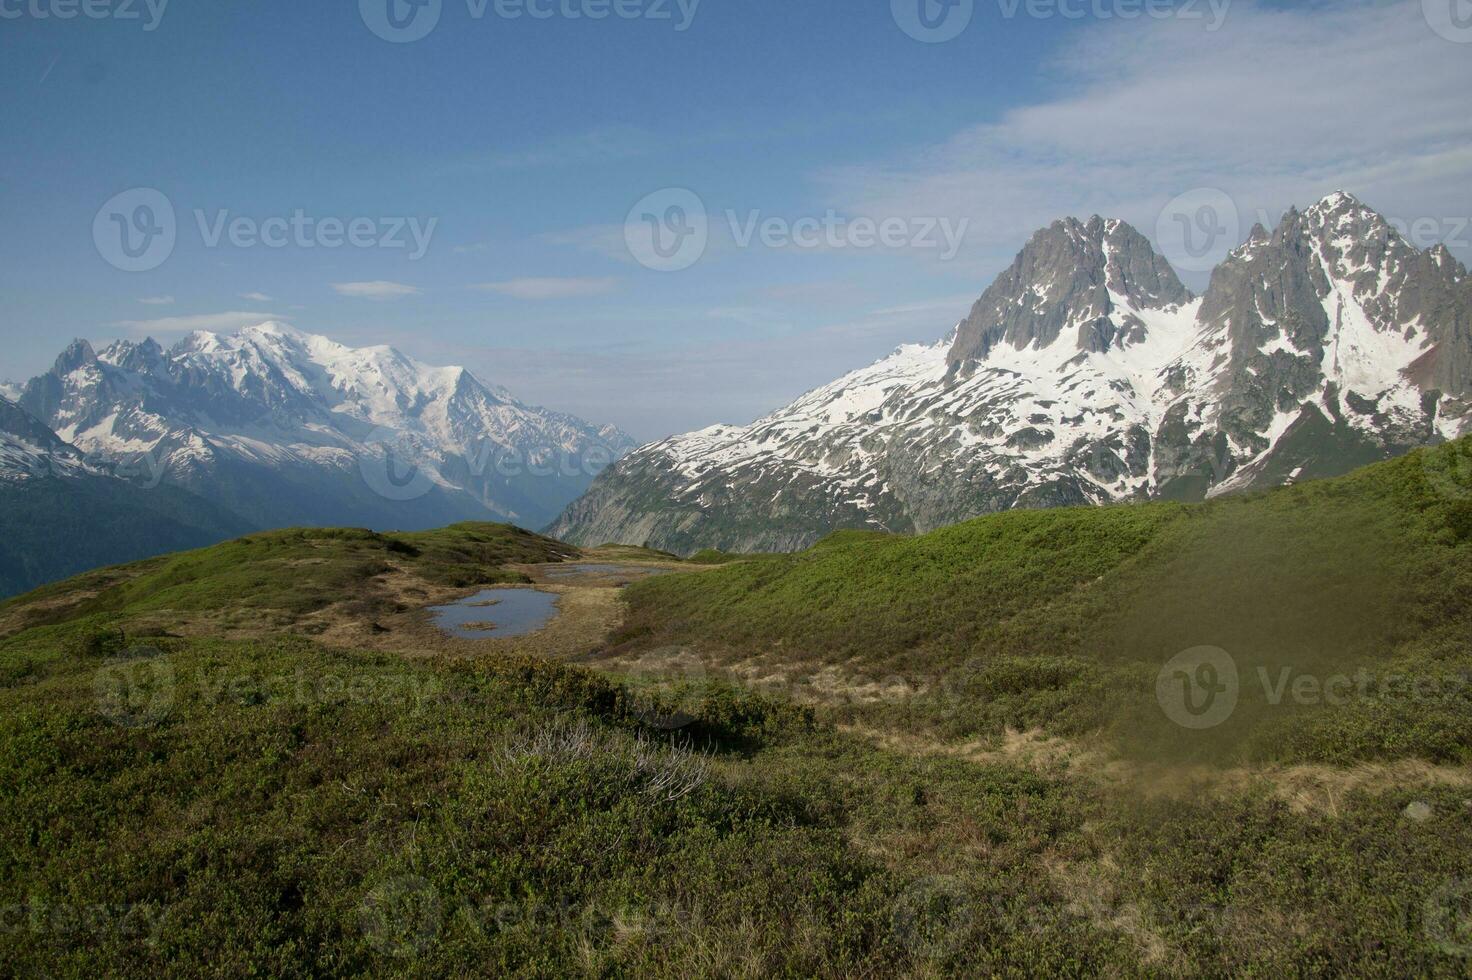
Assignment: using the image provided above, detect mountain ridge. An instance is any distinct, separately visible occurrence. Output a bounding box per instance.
[15,321,637,534]
[0,394,254,597]
[551,192,1472,554]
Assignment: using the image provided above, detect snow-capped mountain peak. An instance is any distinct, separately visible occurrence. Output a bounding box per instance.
[0,395,109,482]
[948,215,1194,368]
[552,194,1472,555]
[16,323,636,531]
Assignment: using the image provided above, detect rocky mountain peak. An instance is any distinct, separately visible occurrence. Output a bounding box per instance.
[947,216,1190,367]
[53,339,97,376]
[11,325,636,531]
[552,192,1472,557]
[0,394,106,482]
[99,337,168,374]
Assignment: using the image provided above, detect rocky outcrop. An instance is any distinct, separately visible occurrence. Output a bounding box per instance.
[552,193,1472,555]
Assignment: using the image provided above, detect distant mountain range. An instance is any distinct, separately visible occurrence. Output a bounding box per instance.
[552,192,1472,554]
[0,323,634,596]
[0,395,254,598]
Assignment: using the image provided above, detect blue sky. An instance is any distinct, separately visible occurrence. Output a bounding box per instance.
[2,0,1470,439]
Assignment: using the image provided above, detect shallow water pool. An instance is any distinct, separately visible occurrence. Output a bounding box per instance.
[428,588,559,640]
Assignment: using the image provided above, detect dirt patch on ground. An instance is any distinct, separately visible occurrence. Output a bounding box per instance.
[843,724,1085,772]
[1121,757,1472,815]
[81,552,716,664]
[840,722,1472,815]
[0,564,156,639]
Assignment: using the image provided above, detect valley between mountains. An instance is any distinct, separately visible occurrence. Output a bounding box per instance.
[5,192,1472,976]
[4,439,1472,974]
[0,324,634,597]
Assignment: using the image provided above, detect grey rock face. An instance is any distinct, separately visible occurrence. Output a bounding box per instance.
[0,394,106,481]
[948,216,1192,367]
[553,193,1472,555]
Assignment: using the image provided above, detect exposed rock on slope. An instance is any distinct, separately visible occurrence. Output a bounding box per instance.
[552,193,1472,554]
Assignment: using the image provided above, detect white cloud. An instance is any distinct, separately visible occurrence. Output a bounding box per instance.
[137,296,175,306]
[239,292,273,302]
[111,311,287,337]
[331,281,421,301]
[470,277,620,300]
[540,224,631,263]
[820,0,1472,279]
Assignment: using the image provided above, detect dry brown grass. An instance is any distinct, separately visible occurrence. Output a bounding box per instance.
[840,722,1472,818]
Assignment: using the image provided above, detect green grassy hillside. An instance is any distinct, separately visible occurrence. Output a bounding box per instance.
[0,522,574,648]
[5,633,1472,976]
[0,476,255,600]
[614,438,1472,765]
[5,448,1472,975]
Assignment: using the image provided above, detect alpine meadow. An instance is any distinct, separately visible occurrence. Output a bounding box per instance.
[4,0,1472,976]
